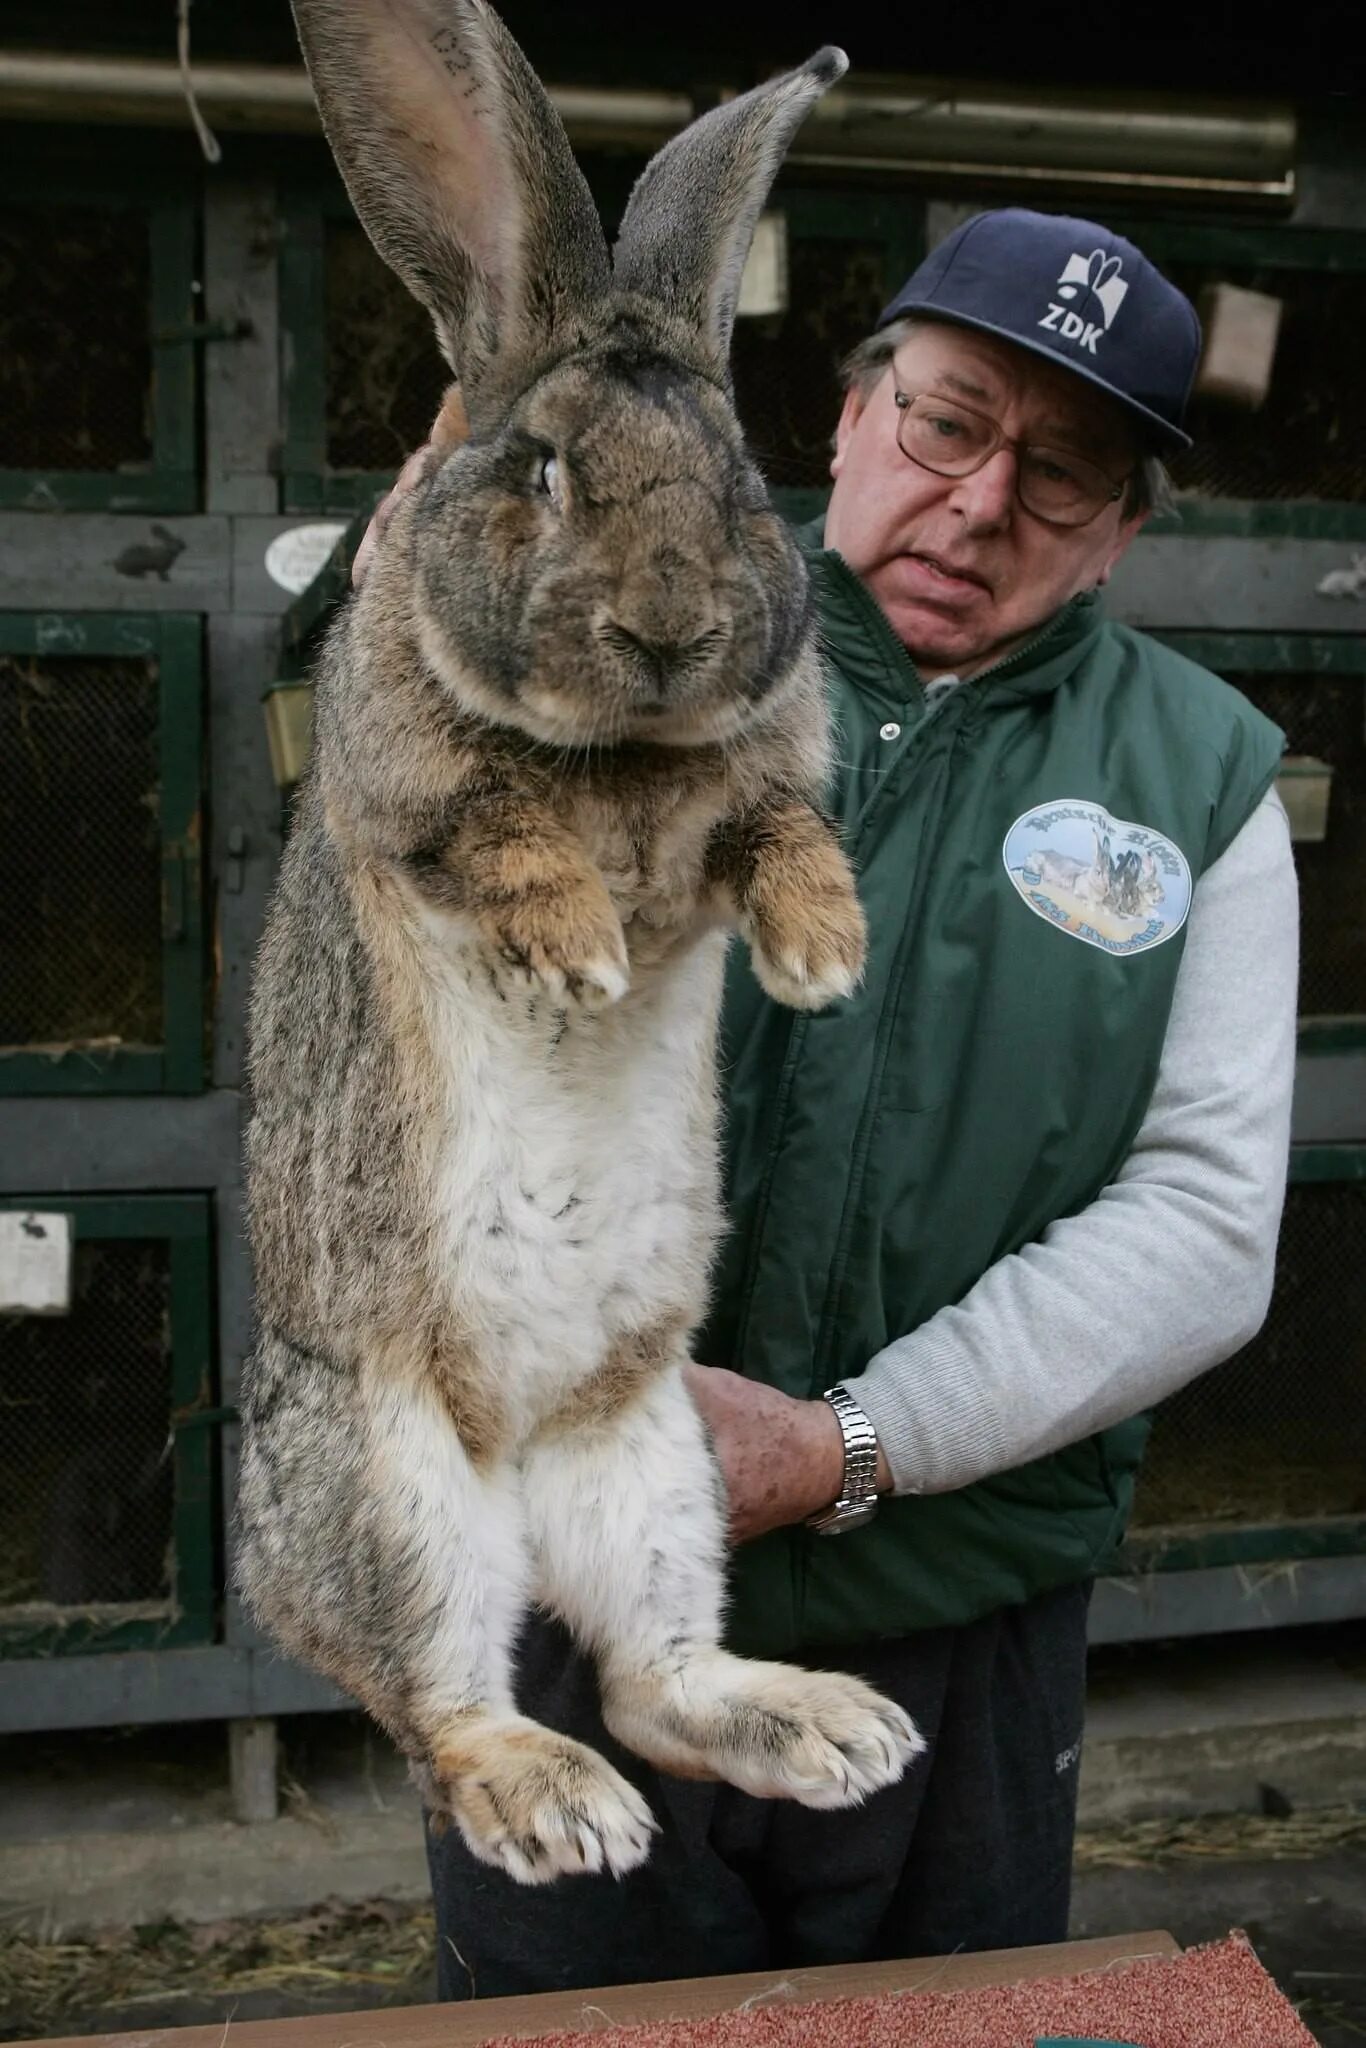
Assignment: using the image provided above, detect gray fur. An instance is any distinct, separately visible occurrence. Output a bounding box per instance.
[614,48,848,374]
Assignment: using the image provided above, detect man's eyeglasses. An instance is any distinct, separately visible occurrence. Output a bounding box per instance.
[893,388,1129,529]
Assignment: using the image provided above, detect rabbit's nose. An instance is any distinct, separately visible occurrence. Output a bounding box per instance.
[601,619,722,695]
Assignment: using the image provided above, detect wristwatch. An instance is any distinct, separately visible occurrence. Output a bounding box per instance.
[806,1384,881,1534]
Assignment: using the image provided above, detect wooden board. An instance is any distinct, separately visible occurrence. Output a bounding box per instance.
[27,1930,1180,2048]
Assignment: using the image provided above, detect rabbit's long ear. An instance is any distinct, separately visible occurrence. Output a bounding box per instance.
[612,49,847,375]
[290,0,609,418]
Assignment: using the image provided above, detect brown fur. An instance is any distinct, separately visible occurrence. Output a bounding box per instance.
[419,790,631,1002]
[428,1334,511,1470]
[432,1715,656,1870]
[709,797,870,990]
[430,381,470,453]
[236,0,901,1866]
[322,523,859,1017]
[535,1312,691,1439]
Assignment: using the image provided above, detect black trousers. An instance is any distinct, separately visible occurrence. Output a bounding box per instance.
[425,1579,1092,2001]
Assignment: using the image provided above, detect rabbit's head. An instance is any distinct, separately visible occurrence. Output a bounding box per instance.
[292,0,846,749]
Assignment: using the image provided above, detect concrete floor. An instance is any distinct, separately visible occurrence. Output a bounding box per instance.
[1,1622,1364,2043]
[1073,1853,1366,2048]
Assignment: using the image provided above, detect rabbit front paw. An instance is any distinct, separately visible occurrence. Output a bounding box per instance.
[746,849,867,1011]
[481,881,630,1009]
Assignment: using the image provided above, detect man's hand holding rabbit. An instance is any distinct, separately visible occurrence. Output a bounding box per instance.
[683,1364,892,1543]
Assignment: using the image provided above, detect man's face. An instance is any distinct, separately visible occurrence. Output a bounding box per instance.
[825,322,1149,679]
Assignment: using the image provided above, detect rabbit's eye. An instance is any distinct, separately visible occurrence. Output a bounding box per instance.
[538,454,562,503]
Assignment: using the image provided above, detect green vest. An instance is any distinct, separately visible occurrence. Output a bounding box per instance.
[703,530,1284,1658]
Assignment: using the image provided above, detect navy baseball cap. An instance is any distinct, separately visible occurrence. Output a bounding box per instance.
[877,208,1200,453]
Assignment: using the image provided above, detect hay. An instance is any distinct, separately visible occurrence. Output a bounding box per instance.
[0,1897,435,2038]
[1074,1804,1366,1870]
[1131,1446,1366,1530]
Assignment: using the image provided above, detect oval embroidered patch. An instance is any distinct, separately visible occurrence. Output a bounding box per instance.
[1003,797,1193,956]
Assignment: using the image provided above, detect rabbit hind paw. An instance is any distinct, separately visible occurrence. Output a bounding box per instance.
[431,1715,658,1884]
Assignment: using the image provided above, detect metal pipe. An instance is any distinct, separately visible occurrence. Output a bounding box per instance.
[0,50,692,146]
[805,84,1296,187]
[0,48,1295,198]
[0,52,323,134]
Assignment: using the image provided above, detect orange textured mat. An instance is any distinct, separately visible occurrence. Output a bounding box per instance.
[478,1934,1317,2048]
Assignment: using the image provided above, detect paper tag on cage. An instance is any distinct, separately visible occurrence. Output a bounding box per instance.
[0,1211,73,1315]
[264,522,349,596]
[736,212,788,319]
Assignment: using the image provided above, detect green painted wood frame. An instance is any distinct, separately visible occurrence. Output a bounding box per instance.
[277,179,923,516]
[0,186,197,514]
[0,1193,216,1657]
[1118,1143,1366,1578]
[0,612,205,1095]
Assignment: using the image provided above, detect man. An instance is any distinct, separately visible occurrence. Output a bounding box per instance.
[354,209,1297,1991]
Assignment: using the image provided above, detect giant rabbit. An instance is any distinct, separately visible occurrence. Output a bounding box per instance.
[239,0,923,1887]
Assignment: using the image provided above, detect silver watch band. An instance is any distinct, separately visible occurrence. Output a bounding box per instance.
[806,1384,881,1534]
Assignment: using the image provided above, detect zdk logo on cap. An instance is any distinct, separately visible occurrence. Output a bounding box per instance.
[1038,250,1129,356]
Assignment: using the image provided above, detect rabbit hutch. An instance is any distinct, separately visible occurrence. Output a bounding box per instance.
[1,0,1364,1810]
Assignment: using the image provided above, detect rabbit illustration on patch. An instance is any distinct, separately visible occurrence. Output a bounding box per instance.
[1032,826,1163,925]
[1110,848,1165,920]
[237,0,922,1889]
[1034,824,1109,907]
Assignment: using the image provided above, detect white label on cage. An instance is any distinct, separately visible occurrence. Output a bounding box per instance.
[736,213,788,320]
[0,1211,73,1315]
[264,523,349,596]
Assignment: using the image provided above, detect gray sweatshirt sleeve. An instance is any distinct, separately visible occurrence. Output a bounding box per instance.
[845,789,1299,1496]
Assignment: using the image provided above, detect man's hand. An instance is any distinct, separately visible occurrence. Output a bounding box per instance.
[683,1363,891,1544]
[350,383,470,588]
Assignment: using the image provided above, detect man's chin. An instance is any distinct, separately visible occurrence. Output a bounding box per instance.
[882,602,981,673]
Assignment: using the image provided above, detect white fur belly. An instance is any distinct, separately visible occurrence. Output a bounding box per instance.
[420,923,728,1422]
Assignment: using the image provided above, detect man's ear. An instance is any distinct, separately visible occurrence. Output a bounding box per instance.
[830,380,870,481]
[1095,506,1149,587]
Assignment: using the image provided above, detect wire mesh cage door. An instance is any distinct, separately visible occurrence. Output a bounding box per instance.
[1095,221,1366,524]
[1151,634,1366,1040]
[0,1195,215,1656]
[1126,1153,1366,1572]
[731,192,922,522]
[1236,667,1366,1026]
[0,613,204,1094]
[0,190,196,513]
[1168,262,1366,506]
[280,190,451,515]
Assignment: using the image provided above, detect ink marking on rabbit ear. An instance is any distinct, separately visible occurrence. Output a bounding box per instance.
[429,23,480,90]
[613,47,849,372]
